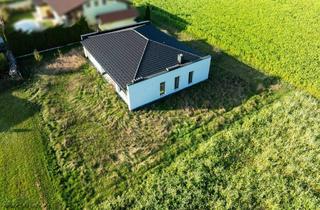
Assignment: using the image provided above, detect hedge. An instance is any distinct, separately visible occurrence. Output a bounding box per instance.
[6,17,92,56]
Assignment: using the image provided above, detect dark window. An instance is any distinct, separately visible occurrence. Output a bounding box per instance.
[174,76,180,89]
[86,1,90,7]
[103,0,107,4]
[160,82,165,96]
[188,71,193,84]
[95,0,99,6]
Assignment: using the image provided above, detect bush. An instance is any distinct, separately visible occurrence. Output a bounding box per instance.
[0,53,8,74]
[0,6,10,23]
[6,17,92,56]
[33,49,42,62]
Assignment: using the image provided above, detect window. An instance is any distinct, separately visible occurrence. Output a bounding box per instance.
[86,1,90,7]
[95,0,99,6]
[188,71,193,84]
[102,0,107,4]
[160,82,165,96]
[174,76,180,89]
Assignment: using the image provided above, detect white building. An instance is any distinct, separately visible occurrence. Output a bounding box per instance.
[33,0,138,28]
[81,21,212,110]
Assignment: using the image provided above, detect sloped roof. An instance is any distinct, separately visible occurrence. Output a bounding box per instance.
[36,0,132,15]
[33,0,46,6]
[98,8,138,24]
[81,22,203,90]
[45,0,85,15]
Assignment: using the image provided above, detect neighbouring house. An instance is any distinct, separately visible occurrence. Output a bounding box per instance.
[97,7,138,30]
[81,21,212,110]
[33,0,138,27]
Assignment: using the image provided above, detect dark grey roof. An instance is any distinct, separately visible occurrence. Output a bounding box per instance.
[81,22,203,90]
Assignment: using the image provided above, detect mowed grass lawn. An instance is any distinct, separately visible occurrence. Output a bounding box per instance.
[0,90,64,209]
[134,0,320,98]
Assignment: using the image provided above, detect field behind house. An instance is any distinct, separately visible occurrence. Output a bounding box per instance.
[135,0,320,98]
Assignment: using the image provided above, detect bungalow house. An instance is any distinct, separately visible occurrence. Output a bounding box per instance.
[33,0,138,28]
[81,21,211,110]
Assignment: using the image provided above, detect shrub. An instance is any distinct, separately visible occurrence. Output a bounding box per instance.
[0,6,10,23]
[145,5,151,20]
[33,49,42,63]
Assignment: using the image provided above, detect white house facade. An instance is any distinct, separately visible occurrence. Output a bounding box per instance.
[81,22,212,110]
[126,58,211,110]
[83,0,128,25]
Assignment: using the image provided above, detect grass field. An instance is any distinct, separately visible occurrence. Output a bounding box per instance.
[134,0,320,98]
[0,89,64,209]
[0,33,317,208]
[0,1,319,208]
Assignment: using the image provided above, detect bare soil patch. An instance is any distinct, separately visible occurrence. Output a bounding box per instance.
[39,49,86,75]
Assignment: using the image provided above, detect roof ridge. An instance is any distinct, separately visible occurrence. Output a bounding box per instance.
[132,39,149,81]
[132,28,149,41]
[149,39,201,58]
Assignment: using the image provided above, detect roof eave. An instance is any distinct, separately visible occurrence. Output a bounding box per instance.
[127,55,211,86]
[81,21,151,40]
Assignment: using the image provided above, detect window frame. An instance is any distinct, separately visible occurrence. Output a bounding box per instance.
[174,76,180,89]
[160,82,166,96]
[188,71,194,84]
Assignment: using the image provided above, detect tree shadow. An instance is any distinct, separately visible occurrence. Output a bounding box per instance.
[0,90,40,133]
[136,5,279,111]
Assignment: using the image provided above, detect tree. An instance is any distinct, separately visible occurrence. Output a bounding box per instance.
[0,7,9,22]
[145,5,151,21]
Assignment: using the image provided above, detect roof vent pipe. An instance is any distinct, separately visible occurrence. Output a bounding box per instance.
[177,54,184,64]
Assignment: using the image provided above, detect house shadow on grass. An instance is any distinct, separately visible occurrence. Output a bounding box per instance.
[145,40,279,112]
[0,89,40,133]
[137,5,279,112]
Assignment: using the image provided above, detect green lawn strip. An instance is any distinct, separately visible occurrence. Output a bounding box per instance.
[100,90,320,209]
[0,89,64,209]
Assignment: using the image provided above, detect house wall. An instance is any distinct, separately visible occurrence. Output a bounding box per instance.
[127,57,212,110]
[35,5,50,20]
[51,10,67,25]
[83,0,129,25]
